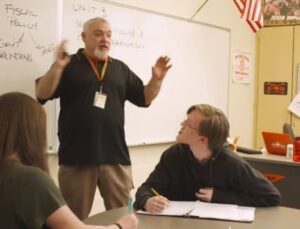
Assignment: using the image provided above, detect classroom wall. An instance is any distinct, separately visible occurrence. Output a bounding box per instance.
[193,0,256,148]
[60,0,231,147]
[48,0,256,215]
[106,0,256,147]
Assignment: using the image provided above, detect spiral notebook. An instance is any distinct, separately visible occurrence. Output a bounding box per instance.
[137,201,255,222]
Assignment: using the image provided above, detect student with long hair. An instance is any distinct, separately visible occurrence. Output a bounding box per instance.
[0,92,138,229]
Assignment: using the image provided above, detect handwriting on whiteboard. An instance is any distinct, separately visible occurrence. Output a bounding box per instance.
[0,3,55,62]
[68,1,145,49]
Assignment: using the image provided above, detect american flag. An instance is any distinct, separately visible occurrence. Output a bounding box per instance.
[233,0,263,32]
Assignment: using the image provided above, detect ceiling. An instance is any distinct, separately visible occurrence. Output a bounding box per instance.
[106,0,210,19]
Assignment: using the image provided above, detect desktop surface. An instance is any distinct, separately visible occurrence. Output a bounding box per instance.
[238,152,300,209]
[84,206,300,229]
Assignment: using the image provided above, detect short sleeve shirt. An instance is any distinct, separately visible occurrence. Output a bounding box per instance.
[37,49,147,165]
[0,161,65,229]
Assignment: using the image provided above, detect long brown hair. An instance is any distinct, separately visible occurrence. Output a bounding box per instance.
[0,92,48,172]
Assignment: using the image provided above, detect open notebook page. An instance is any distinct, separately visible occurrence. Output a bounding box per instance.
[137,201,196,216]
[137,200,255,222]
[189,201,255,222]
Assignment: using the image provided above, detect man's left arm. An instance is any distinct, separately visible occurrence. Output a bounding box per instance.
[144,56,172,105]
[212,164,281,207]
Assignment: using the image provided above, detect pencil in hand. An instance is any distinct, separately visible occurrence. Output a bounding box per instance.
[151,188,169,202]
[151,188,161,197]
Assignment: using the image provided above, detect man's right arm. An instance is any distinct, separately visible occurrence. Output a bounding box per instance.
[134,151,172,211]
[36,62,65,100]
[36,40,70,100]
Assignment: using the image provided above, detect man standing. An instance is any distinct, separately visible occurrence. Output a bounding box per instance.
[36,17,171,219]
[134,104,281,213]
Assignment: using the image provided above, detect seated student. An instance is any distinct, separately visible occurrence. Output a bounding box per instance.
[0,92,138,229]
[134,104,281,213]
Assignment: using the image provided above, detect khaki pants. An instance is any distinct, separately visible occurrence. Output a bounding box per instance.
[58,164,132,220]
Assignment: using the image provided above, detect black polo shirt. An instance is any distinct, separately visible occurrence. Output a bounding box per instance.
[43,49,147,165]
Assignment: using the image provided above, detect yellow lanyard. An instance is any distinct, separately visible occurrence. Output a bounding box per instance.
[83,50,108,81]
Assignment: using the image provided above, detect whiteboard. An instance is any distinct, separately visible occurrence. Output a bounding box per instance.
[0,0,230,149]
[0,0,57,151]
[60,0,230,146]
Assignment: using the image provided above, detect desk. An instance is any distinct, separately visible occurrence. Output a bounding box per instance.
[84,206,300,229]
[238,152,300,209]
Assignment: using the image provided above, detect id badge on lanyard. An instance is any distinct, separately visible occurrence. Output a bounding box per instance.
[83,51,109,109]
[93,85,107,109]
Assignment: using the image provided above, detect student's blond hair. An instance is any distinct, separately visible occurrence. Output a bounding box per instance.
[187,104,229,151]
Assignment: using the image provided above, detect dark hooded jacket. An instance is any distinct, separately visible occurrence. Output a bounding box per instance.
[134,144,281,210]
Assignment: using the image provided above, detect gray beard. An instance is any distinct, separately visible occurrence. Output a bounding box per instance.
[93,49,108,60]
